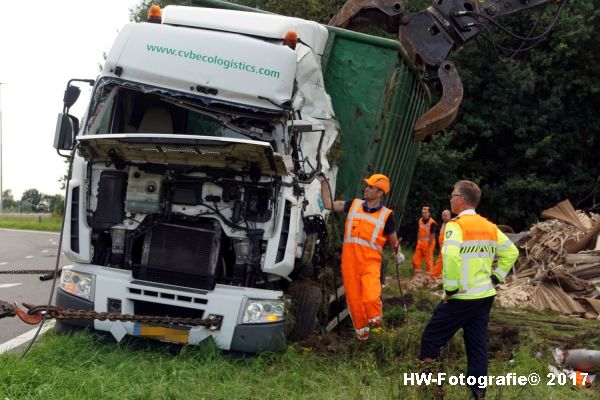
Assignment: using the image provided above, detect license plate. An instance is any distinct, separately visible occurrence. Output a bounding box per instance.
[133,323,190,344]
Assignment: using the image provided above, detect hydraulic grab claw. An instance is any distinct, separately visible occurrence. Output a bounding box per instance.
[330,0,562,140]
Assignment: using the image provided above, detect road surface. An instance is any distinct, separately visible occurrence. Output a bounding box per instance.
[0,228,68,345]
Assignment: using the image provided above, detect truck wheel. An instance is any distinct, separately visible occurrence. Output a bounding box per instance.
[287,280,323,341]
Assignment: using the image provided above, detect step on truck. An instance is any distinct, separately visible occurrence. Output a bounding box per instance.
[53,0,561,352]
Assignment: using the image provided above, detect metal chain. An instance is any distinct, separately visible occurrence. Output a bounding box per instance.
[0,301,222,330]
[47,307,222,329]
[0,270,56,275]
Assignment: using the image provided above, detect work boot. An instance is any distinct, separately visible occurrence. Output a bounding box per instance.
[470,388,485,400]
[355,326,370,341]
[416,359,445,400]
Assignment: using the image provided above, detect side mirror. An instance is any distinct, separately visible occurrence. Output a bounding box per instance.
[63,85,81,110]
[54,113,79,151]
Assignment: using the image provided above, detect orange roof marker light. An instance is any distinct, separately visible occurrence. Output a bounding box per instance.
[147,5,162,24]
[283,31,298,50]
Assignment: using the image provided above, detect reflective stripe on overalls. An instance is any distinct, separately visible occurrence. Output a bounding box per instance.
[342,199,391,337]
[413,218,437,274]
[343,200,391,251]
[418,218,435,243]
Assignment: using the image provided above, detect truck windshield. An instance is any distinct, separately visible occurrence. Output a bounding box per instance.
[84,84,273,140]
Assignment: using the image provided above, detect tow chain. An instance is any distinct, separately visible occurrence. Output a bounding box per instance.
[0,269,60,281]
[0,300,222,330]
[0,270,56,275]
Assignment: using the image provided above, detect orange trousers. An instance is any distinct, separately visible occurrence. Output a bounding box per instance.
[431,245,442,278]
[341,243,383,332]
[412,240,435,275]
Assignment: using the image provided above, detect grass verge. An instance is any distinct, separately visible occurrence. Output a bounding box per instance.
[1,289,598,399]
[0,215,62,232]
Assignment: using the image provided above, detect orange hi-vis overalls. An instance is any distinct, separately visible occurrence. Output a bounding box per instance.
[432,222,446,278]
[412,217,437,275]
[342,199,392,340]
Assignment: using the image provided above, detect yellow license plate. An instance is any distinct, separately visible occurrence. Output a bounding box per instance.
[133,323,190,344]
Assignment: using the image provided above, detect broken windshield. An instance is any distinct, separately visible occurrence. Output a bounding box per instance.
[84,80,283,140]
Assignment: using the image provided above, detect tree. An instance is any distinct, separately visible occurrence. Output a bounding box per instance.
[44,194,65,215]
[2,189,17,211]
[400,0,600,235]
[130,0,348,24]
[21,189,46,213]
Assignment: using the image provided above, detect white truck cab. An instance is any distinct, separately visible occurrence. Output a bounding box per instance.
[53,5,338,352]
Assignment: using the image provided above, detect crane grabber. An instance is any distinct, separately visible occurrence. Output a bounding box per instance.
[329,0,566,141]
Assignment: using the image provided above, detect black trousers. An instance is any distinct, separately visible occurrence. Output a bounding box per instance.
[419,296,495,390]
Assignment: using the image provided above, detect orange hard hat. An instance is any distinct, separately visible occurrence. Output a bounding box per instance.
[363,174,390,194]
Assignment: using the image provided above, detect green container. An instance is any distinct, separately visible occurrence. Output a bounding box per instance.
[192,0,431,219]
[321,28,430,218]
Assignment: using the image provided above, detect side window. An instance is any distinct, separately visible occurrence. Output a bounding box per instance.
[85,87,118,135]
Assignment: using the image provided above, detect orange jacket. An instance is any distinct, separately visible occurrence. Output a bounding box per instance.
[343,199,392,257]
[417,217,437,245]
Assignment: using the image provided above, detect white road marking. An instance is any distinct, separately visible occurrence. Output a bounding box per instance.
[42,249,49,253]
[0,320,56,355]
[0,283,22,289]
[51,242,57,246]
[0,228,59,235]
[25,256,34,259]
[0,262,7,266]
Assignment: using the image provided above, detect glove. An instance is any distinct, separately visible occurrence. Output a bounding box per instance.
[393,252,405,264]
[491,274,500,287]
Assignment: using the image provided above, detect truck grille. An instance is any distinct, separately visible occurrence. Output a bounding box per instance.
[133,221,221,290]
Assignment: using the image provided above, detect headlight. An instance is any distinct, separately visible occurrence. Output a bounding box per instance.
[60,269,95,301]
[242,299,285,324]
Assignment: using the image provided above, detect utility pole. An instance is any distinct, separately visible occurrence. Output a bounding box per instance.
[0,82,4,214]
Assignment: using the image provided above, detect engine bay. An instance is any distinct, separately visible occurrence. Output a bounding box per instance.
[87,163,282,290]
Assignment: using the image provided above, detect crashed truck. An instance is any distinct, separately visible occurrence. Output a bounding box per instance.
[52,0,562,352]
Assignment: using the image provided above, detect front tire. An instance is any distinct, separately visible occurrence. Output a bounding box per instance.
[287,280,323,341]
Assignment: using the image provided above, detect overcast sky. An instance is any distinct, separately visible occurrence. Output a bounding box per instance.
[0,0,140,199]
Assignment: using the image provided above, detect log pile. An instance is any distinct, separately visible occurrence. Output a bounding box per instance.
[496,200,600,319]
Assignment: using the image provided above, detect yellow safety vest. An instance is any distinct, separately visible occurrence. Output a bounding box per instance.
[442,212,518,300]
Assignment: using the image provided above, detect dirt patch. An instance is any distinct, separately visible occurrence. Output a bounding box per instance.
[488,323,520,357]
[415,297,437,312]
[295,326,372,356]
[383,293,414,308]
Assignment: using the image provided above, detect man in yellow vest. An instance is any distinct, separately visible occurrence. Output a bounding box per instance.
[319,173,403,340]
[412,206,437,278]
[431,209,451,279]
[419,180,518,399]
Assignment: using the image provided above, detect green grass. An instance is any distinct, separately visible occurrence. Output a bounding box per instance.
[0,215,62,232]
[1,292,598,399]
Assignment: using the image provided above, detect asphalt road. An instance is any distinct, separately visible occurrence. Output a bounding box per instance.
[0,229,68,345]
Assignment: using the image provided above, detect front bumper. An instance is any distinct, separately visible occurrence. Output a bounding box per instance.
[55,264,287,353]
[55,289,95,330]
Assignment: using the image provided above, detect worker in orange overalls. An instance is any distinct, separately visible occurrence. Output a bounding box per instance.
[319,173,403,340]
[431,209,451,279]
[412,206,437,278]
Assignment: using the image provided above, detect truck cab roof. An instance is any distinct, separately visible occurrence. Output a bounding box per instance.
[101,6,329,112]
[163,6,329,55]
